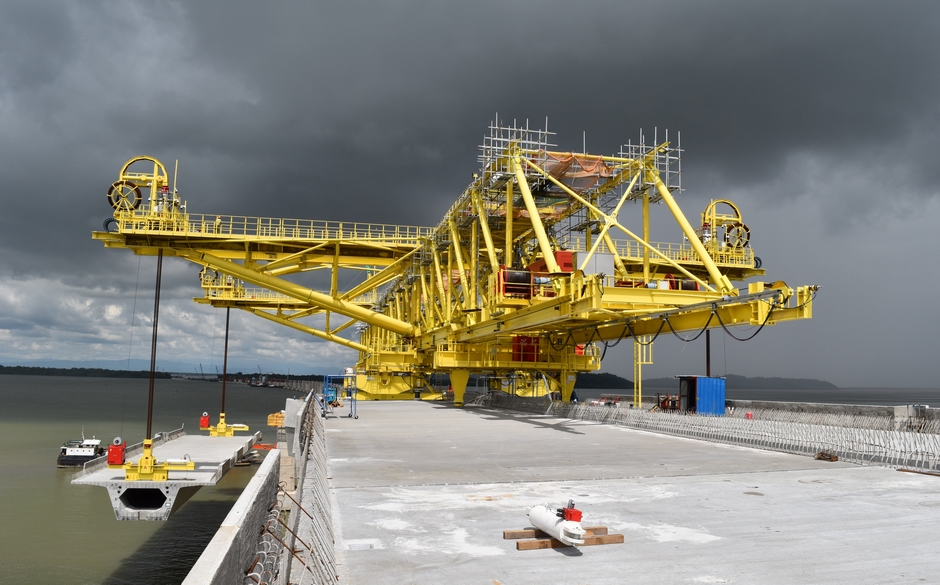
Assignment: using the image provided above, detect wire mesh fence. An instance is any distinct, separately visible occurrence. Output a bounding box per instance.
[238,391,338,585]
[482,393,940,473]
[289,395,338,585]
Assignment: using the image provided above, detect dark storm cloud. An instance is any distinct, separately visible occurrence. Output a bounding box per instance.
[141,2,940,216]
[1,1,938,384]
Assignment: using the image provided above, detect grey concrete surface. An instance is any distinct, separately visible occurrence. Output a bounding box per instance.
[327,402,940,584]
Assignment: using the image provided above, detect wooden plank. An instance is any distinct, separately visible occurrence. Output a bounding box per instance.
[516,538,559,551]
[503,526,608,540]
[583,534,624,546]
[515,533,623,550]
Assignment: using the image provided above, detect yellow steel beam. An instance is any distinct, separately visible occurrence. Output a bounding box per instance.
[330,318,358,336]
[262,242,330,273]
[248,308,369,352]
[643,187,651,282]
[470,187,500,273]
[448,218,471,310]
[419,263,442,326]
[469,222,479,313]
[340,250,415,301]
[431,247,449,322]
[505,178,514,268]
[652,173,735,293]
[579,171,640,272]
[513,156,561,273]
[563,287,814,344]
[176,249,417,337]
[520,157,713,291]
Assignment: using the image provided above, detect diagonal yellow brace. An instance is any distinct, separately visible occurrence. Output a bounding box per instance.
[513,156,561,273]
[520,157,715,292]
[249,309,369,352]
[652,174,735,293]
[176,250,417,337]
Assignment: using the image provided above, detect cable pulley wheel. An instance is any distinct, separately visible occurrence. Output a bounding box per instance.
[725,222,750,249]
[107,180,142,211]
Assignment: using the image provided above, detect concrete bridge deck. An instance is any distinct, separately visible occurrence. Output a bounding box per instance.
[326,401,939,584]
[73,432,259,520]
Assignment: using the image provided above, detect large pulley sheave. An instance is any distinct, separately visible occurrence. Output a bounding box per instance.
[725,222,750,249]
[107,180,142,210]
[106,156,169,211]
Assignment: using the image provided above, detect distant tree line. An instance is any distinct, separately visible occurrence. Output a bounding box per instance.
[575,372,633,389]
[0,365,171,379]
[1,365,834,389]
[642,374,837,389]
[226,372,324,382]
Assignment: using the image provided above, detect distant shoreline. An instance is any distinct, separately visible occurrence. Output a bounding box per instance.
[2,365,837,389]
[0,365,324,382]
[0,365,172,379]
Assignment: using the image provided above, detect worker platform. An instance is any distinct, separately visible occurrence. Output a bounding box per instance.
[73,431,259,521]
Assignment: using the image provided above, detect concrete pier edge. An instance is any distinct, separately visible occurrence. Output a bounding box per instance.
[182,448,281,585]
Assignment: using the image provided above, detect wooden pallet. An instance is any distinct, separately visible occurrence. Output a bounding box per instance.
[503,526,624,550]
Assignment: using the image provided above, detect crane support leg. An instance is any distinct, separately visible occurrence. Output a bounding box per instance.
[560,371,577,403]
[451,369,470,407]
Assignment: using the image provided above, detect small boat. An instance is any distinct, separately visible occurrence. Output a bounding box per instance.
[57,430,105,468]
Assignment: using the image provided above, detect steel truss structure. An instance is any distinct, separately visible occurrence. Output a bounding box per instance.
[94,123,816,404]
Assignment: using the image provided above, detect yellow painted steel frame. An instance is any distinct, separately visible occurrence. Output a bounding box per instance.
[108,439,195,482]
[93,125,817,404]
[201,412,250,437]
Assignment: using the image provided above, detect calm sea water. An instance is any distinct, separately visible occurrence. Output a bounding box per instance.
[0,375,301,585]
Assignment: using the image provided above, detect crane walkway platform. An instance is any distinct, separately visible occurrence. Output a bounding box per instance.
[73,431,259,520]
[323,401,938,584]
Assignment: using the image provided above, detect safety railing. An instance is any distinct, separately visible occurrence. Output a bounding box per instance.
[484,394,940,473]
[556,235,755,269]
[199,277,378,306]
[112,210,431,245]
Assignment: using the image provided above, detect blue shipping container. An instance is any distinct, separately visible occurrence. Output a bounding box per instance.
[695,377,726,416]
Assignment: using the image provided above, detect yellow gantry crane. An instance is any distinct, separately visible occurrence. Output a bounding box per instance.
[94,124,816,406]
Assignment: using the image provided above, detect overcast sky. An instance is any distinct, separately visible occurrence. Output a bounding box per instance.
[0,1,938,387]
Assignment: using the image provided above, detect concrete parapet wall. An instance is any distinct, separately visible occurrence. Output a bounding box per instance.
[182,449,281,585]
[285,380,324,393]
[484,393,940,473]
[181,389,337,584]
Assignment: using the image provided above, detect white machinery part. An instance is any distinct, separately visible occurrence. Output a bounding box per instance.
[165,454,192,465]
[527,505,586,546]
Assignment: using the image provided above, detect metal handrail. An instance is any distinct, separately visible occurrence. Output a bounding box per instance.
[112,210,432,244]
